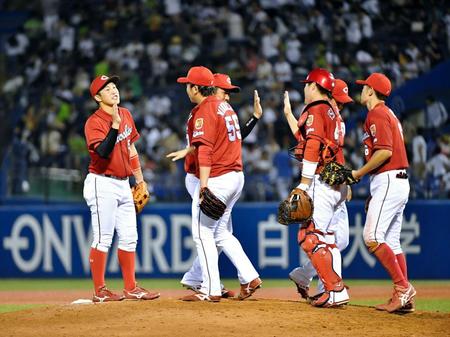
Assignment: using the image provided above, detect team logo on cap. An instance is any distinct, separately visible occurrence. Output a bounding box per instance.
[343,86,348,93]
[195,118,204,129]
[370,124,376,137]
[306,115,314,126]
[226,77,231,84]
[100,75,109,80]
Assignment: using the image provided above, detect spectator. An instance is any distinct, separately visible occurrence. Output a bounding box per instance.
[1,1,449,201]
[427,146,450,197]
[425,95,448,130]
[411,128,427,180]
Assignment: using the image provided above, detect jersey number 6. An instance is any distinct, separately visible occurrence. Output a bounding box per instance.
[225,114,242,142]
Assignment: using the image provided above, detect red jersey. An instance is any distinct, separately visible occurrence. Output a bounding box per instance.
[184,112,197,174]
[189,96,243,178]
[363,102,409,174]
[297,100,345,170]
[84,107,139,177]
[329,100,346,164]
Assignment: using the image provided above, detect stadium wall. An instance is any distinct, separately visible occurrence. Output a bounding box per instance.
[0,201,448,279]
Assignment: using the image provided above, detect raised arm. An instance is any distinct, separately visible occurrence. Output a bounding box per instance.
[283,91,299,136]
[241,90,263,139]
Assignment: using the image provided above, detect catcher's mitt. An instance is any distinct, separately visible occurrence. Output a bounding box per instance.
[132,181,150,214]
[199,187,226,220]
[319,161,360,186]
[277,188,313,225]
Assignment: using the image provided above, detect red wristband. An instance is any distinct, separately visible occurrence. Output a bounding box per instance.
[130,154,140,170]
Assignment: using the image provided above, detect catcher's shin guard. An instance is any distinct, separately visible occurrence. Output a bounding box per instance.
[299,226,344,293]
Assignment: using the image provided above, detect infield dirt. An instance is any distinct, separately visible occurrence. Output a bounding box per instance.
[1,285,449,337]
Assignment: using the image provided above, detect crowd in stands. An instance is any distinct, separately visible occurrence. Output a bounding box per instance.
[1,0,450,201]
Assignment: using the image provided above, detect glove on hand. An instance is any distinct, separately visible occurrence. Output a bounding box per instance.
[320,161,360,186]
[199,187,226,220]
[277,188,313,225]
[132,181,150,214]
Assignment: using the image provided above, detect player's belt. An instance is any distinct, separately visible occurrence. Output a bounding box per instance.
[100,174,128,181]
[396,171,408,179]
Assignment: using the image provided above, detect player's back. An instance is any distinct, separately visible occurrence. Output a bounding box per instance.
[207,99,243,177]
[191,96,243,178]
[302,101,345,166]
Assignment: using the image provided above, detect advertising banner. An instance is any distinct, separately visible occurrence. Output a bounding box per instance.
[0,201,448,279]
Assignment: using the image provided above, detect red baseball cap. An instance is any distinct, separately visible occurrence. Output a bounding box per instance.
[356,73,391,97]
[332,79,353,104]
[90,75,119,98]
[213,73,240,93]
[177,66,214,86]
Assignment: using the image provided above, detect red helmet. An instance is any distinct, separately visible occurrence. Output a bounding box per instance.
[301,68,335,92]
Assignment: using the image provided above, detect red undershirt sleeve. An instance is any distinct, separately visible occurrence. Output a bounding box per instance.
[197,144,213,167]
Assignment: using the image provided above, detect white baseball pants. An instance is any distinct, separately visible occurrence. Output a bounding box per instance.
[191,171,258,296]
[364,169,410,254]
[83,173,137,253]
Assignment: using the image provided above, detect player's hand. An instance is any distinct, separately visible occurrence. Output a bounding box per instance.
[166,148,189,161]
[253,90,263,119]
[112,104,121,128]
[283,91,292,117]
[351,170,360,180]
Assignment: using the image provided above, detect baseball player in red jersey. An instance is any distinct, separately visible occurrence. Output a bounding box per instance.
[84,75,159,302]
[353,73,416,313]
[288,79,353,301]
[283,68,349,307]
[175,66,261,301]
[168,73,263,298]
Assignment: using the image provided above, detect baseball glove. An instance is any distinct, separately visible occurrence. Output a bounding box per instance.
[199,187,226,220]
[132,181,150,214]
[319,161,360,186]
[277,188,313,225]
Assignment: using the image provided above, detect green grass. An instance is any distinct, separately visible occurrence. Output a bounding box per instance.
[0,278,449,291]
[0,278,183,291]
[0,304,45,313]
[1,279,449,314]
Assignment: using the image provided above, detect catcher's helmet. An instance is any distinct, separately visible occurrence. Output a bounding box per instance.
[301,68,335,92]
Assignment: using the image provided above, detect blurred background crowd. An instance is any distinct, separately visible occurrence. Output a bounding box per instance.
[1,0,449,202]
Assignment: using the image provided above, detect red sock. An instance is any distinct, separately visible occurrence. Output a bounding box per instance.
[89,248,107,293]
[396,253,408,281]
[373,243,408,288]
[118,249,136,291]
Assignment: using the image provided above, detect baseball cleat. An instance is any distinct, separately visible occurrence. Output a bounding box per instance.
[376,292,416,313]
[221,288,236,298]
[289,276,310,300]
[181,283,202,293]
[238,277,262,300]
[288,268,312,300]
[92,286,125,303]
[310,287,349,308]
[396,298,416,313]
[384,283,416,313]
[180,293,221,302]
[123,284,160,300]
[307,292,324,304]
